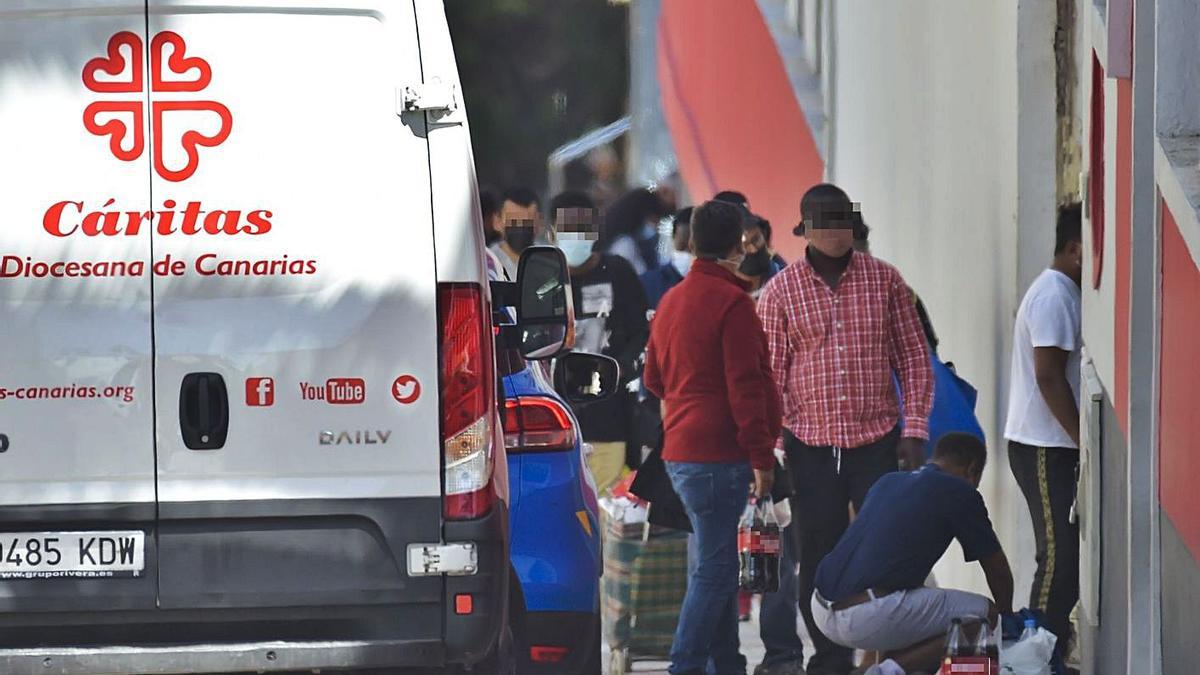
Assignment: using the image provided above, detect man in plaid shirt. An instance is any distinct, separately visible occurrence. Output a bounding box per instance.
[756,184,933,675]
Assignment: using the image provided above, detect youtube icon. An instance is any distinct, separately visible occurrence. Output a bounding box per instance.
[325,378,366,405]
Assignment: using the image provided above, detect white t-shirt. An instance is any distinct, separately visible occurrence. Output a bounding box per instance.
[488,242,519,282]
[606,234,648,275]
[1004,269,1082,448]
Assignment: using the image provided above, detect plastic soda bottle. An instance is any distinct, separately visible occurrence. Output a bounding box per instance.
[737,501,760,592]
[974,617,999,662]
[944,617,965,657]
[758,496,781,593]
[737,497,781,593]
[1020,617,1038,641]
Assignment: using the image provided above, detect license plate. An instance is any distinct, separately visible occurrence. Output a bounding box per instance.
[0,531,145,579]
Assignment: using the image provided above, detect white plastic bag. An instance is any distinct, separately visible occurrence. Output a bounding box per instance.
[999,627,1057,675]
[772,497,792,529]
[598,495,649,525]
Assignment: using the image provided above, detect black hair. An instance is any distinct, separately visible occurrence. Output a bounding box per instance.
[1055,203,1083,254]
[672,207,694,235]
[480,185,502,222]
[714,190,749,207]
[691,200,744,259]
[479,186,502,245]
[758,217,773,243]
[742,213,771,240]
[796,183,852,235]
[549,190,595,217]
[932,433,987,471]
[502,186,540,210]
[852,211,870,242]
[603,188,663,241]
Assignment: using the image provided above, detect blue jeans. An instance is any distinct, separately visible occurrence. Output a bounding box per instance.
[758,522,805,665]
[666,461,752,675]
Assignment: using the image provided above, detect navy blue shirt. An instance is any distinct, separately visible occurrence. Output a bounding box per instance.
[814,464,1001,603]
[640,262,685,309]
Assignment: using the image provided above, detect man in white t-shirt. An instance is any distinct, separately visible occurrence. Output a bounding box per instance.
[1003,203,1083,658]
[488,187,544,282]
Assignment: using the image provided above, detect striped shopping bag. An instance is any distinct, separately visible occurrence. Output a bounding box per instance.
[602,517,689,658]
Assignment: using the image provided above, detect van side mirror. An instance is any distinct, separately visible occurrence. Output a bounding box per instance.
[515,246,575,360]
[554,353,620,404]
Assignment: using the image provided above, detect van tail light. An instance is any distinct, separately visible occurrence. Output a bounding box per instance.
[503,397,576,453]
[438,283,496,520]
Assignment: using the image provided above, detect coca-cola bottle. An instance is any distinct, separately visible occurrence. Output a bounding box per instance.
[974,618,999,662]
[737,501,760,592]
[944,618,965,657]
[738,497,782,593]
[758,497,781,593]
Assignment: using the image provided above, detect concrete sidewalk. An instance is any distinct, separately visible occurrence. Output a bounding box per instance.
[605,613,769,674]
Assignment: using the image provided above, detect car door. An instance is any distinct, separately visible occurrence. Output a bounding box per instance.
[0,1,156,610]
[144,0,444,609]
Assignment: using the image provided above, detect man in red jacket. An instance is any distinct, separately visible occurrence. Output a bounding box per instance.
[644,200,782,675]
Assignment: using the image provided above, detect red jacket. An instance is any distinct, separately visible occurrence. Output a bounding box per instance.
[643,260,782,471]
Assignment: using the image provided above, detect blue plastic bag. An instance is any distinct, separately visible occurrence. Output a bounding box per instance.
[896,355,986,456]
[924,357,985,457]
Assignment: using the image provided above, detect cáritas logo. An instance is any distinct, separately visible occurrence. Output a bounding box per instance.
[43,31,273,240]
[83,30,231,182]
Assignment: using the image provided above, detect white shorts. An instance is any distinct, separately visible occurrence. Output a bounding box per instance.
[811,587,992,653]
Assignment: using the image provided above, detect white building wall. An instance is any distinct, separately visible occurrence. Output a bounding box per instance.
[824,0,1044,599]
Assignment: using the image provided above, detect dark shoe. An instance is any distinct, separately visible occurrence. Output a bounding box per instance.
[754,659,806,675]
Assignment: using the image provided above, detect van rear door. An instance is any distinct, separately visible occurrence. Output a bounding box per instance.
[0,3,157,611]
[144,2,445,610]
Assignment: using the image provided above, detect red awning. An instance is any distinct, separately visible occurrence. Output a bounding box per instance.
[657,0,824,262]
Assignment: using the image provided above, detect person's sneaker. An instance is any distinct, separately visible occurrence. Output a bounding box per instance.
[753,660,806,675]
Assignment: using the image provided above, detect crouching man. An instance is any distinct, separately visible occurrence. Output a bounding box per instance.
[811,433,1014,675]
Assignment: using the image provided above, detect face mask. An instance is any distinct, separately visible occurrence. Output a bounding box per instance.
[504,226,535,254]
[719,253,746,269]
[671,250,694,276]
[557,238,595,268]
[738,247,772,277]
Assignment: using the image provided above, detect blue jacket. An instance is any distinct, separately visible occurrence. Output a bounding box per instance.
[640,262,685,309]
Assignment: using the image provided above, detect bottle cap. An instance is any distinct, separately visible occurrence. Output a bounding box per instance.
[1024,618,1037,628]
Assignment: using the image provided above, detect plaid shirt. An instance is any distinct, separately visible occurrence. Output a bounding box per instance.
[757,251,933,448]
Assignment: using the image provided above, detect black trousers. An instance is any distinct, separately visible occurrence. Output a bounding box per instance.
[1008,441,1079,653]
[786,427,899,673]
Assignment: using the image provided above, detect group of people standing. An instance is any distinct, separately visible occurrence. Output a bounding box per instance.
[646,187,1082,675]
[479,178,1084,675]
[480,183,663,487]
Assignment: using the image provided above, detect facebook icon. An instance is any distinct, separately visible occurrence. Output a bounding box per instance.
[245,377,275,407]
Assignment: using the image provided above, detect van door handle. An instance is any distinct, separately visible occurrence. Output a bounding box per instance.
[179,373,229,450]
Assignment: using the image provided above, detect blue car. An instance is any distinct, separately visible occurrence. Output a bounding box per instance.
[499,350,610,674]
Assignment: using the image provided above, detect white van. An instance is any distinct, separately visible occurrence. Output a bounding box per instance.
[0,1,580,672]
